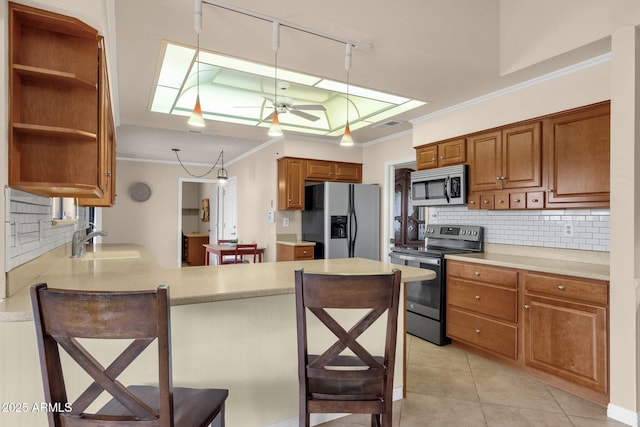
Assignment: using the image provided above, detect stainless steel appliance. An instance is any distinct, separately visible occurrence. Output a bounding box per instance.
[411,164,467,207]
[390,224,483,345]
[302,182,380,260]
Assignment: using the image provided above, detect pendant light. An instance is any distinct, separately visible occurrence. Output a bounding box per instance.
[268,21,283,137]
[172,148,228,186]
[188,0,205,127]
[340,42,354,146]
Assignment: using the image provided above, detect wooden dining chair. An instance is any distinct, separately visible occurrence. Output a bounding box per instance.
[30,283,228,427]
[232,243,259,264]
[217,239,236,264]
[294,269,402,427]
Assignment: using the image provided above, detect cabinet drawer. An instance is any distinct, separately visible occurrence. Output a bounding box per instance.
[448,278,517,322]
[294,245,314,260]
[447,307,517,359]
[524,272,608,305]
[447,261,518,288]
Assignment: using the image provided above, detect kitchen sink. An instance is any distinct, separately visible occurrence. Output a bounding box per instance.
[80,250,141,261]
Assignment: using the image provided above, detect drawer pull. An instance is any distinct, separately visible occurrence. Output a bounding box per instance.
[483,199,489,204]
[475,329,481,334]
[524,304,530,310]
[514,198,521,203]
[532,198,539,203]
[474,271,480,276]
[557,284,565,290]
[474,295,480,301]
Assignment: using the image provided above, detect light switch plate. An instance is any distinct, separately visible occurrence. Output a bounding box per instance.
[283,217,290,227]
[267,210,275,223]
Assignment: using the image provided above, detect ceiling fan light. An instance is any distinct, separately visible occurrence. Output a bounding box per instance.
[340,124,353,146]
[268,111,283,136]
[188,95,205,127]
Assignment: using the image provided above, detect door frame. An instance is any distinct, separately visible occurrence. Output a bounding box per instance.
[177,177,218,268]
[383,156,417,262]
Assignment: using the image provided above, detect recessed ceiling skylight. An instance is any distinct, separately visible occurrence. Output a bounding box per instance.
[151,41,426,137]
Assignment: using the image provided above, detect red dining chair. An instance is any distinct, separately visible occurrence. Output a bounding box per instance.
[218,239,236,264]
[233,243,259,263]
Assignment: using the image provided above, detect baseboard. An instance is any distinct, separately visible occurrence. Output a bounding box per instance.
[263,387,404,427]
[607,403,639,427]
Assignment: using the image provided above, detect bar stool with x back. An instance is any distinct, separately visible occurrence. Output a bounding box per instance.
[294,269,402,427]
[30,283,228,427]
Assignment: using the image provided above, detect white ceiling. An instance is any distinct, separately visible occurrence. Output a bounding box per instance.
[112,0,608,165]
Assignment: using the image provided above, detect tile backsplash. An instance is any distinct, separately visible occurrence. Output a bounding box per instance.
[5,188,85,271]
[429,206,609,252]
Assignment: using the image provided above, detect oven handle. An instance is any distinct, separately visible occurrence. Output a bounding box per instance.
[391,254,441,266]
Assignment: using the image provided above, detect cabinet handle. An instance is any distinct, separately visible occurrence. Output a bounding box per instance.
[498,199,504,203]
[496,177,500,181]
[514,198,521,203]
[470,200,475,204]
[500,176,506,180]
[474,295,480,301]
[532,198,539,203]
[440,155,444,159]
[431,157,436,161]
[475,329,481,334]
[483,199,489,204]
[524,304,530,310]
[549,189,554,193]
[557,284,565,290]
[474,271,480,276]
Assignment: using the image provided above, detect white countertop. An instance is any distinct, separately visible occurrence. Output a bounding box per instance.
[276,240,316,246]
[0,244,433,322]
[445,252,609,281]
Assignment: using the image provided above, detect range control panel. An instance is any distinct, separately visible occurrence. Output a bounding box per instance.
[425,224,483,241]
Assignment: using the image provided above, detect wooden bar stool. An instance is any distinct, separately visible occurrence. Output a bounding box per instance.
[30,283,228,427]
[294,269,402,427]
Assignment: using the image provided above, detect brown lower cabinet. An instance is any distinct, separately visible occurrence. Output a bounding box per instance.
[446,260,609,404]
[184,234,209,266]
[276,243,315,261]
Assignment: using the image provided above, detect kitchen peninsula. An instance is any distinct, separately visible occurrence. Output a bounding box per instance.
[0,244,433,427]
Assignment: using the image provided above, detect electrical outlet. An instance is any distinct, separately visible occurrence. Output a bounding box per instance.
[428,209,437,221]
[563,222,574,237]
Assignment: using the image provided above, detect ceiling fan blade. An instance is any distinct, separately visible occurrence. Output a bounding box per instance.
[290,109,320,122]
[291,104,326,111]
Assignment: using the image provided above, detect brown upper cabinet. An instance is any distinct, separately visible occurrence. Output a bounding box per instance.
[423,101,609,210]
[468,122,542,193]
[416,138,466,170]
[544,102,610,209]
[305,159,362,182]
[9,3,115,200]
[278,157,363,210]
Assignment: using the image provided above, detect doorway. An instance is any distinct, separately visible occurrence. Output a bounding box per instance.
[178,177,219,267]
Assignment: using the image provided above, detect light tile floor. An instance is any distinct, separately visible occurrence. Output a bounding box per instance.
[319,334,626,427]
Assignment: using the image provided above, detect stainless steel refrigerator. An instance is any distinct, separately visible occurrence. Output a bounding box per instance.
[302,182,380,260]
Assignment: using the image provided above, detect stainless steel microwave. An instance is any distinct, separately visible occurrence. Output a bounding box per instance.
[410,164,467,207]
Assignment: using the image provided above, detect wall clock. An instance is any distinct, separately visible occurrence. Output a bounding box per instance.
[129,182,152,202]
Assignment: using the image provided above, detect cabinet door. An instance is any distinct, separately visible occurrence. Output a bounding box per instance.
[416,144,438,170]
[544,102,610,208]
[501,122,541,189]
[277,158,305,210]
[468,131,501,192]
[305,159,334,180]
[334,162,362,182]
[9,3,102,198]
[438,138,466,167]
[523,294,607,394]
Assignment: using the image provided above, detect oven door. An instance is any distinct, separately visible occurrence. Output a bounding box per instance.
[389,253,442,320]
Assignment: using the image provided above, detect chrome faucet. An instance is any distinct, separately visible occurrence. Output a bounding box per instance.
[71,223,108,258]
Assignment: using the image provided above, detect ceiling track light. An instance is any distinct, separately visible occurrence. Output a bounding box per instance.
[188,0,205,128]
[268,21,283,137]
[172,148,228,185]
[340,43,354,147]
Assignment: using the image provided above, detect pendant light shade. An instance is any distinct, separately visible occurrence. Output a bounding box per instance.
[188,94,205,127]
[341,42,354,146]
[188,1,205,128]
[268,111,283,136]
[340,123,353,146]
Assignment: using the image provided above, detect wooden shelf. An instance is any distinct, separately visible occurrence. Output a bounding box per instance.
[12,123,97,141]
[13,64,96,89]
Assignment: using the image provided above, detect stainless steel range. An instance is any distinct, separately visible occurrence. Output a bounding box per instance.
[390,224,484,345]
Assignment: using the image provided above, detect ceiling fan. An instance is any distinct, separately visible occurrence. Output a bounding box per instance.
[262,96,326,122]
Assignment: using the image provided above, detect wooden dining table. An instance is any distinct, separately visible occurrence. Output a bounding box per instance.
[203,243,265,265]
